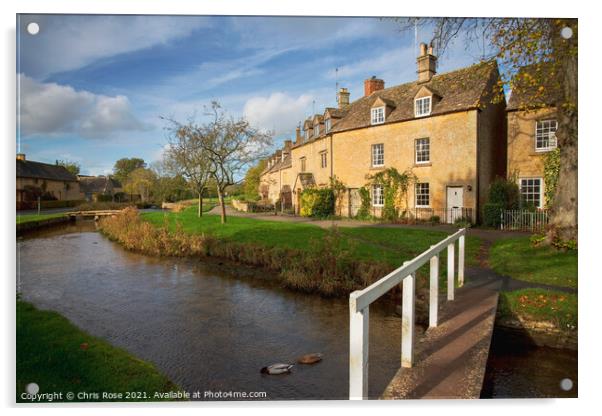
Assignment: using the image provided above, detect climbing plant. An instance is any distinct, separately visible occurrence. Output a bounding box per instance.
[356,187,372,220]
[368,168,417,221]
[329,176,347,217]
[543,148,560,209]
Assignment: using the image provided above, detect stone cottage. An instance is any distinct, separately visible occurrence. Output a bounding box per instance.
[506,63,561,209]
[260,44,508,222]
[16,153,81,209]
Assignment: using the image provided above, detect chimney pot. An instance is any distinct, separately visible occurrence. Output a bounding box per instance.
[338,87,350,109]
[364,77,385,97]
[417,44,437,83]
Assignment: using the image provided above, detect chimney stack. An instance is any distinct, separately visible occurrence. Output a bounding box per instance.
[295,126,301,144]
[16,153,26,161]
[417,42,437,83]
[364,76,385,96]
[338,87,350,109]
[284,140,292,151]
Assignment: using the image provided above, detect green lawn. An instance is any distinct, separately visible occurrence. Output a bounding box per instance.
[16,212,67,225]
[498,288,577,331]
[17,301,181,402]
[142,207,480,272]
[489,237,577,288]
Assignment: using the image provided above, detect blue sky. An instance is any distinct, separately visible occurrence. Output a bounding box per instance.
[17,14,485,176]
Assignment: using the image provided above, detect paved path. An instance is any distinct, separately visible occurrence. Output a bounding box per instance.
[383,266,503,399]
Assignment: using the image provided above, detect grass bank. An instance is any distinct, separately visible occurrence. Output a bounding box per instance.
[16,213,66,225]
[100,207,479,298]
[489,237,577,288]
[17,301,181,402]
[497,289,577,337]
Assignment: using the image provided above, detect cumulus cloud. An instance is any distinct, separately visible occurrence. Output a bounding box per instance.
[19,74,147,138]
[243,92,314,135]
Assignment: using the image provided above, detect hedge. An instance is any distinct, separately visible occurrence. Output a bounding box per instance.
[39,200,86,209]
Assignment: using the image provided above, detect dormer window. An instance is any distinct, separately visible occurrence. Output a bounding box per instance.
[325,118,332,133]
[314,124,320,137]
[415,97,431,117]
[371,106,385,125]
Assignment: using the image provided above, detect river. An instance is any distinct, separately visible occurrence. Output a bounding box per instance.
[17,221,403,400]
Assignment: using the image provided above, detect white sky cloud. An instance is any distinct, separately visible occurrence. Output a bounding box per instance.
[243,92,314,136]
[19,74,148,138]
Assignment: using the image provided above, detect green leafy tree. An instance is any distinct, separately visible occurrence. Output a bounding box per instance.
[243,159,267,201]
[124,167,156,203]
[55,160,81,176]
[113,158,146,184]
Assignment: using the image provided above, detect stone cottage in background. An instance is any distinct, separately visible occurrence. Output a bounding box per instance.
[259,44,507,223]
[78,175,124,202]
[16,153,81,209]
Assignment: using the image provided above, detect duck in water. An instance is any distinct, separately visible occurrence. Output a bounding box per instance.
[297,353,323,364]
[260,363,294,375]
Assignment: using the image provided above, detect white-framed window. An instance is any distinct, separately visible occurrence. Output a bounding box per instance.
[372,184,384,207]
[415,138,430,164]
[371,106,385,125]
[415,183,430,207]
[415,96,432,117]
[325,118,332,133]
[300,157,307,172]
[535,119,558,151]
[520,178,543,208]
[314,124,320,137]
[320,151,327,168]
[371,143,384,167]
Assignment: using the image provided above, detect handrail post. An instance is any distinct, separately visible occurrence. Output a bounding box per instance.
[447,242,455,301]
[349,293,369,400]
[429,253,439,328]
[401,272,415,368]
[458,233,465,287]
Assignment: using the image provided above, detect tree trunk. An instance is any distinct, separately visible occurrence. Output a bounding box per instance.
[197,191,203,218]
[547,22,578,244]
[217,188,227,224]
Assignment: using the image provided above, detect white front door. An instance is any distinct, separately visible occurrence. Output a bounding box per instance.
[446,186,464,223]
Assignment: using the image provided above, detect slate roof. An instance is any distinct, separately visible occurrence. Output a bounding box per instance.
[330,60,499,133]
[507,62,561,111]
[16,159,77,182]
[79,176,122,194]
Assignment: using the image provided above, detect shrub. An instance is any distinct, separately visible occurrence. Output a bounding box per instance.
[96,194,114,202]
[429,215,441,224]
[483,202,503,228]
[487,177,520,209]
[454,216,472,228]
[299,188,334,218]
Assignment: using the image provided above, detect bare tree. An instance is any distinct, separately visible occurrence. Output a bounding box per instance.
[200,102,273,223]
[163,118,212,217]
[395,18,577,243]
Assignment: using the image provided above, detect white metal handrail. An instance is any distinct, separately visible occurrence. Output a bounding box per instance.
[348,228,466,400]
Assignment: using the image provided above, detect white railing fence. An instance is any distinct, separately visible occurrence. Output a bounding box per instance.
[500,209,549,232]
[348,228,466,400]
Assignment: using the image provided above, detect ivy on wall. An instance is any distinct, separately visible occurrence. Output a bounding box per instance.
[543,148,560,209]
[356,187,372,219]
[369,168,417,221]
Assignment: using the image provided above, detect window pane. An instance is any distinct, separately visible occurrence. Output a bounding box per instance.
[536,120,558,150]
[372,143,384,166]
[520,178,542,208]
[416,183,429,206]
[415,138,430,163]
